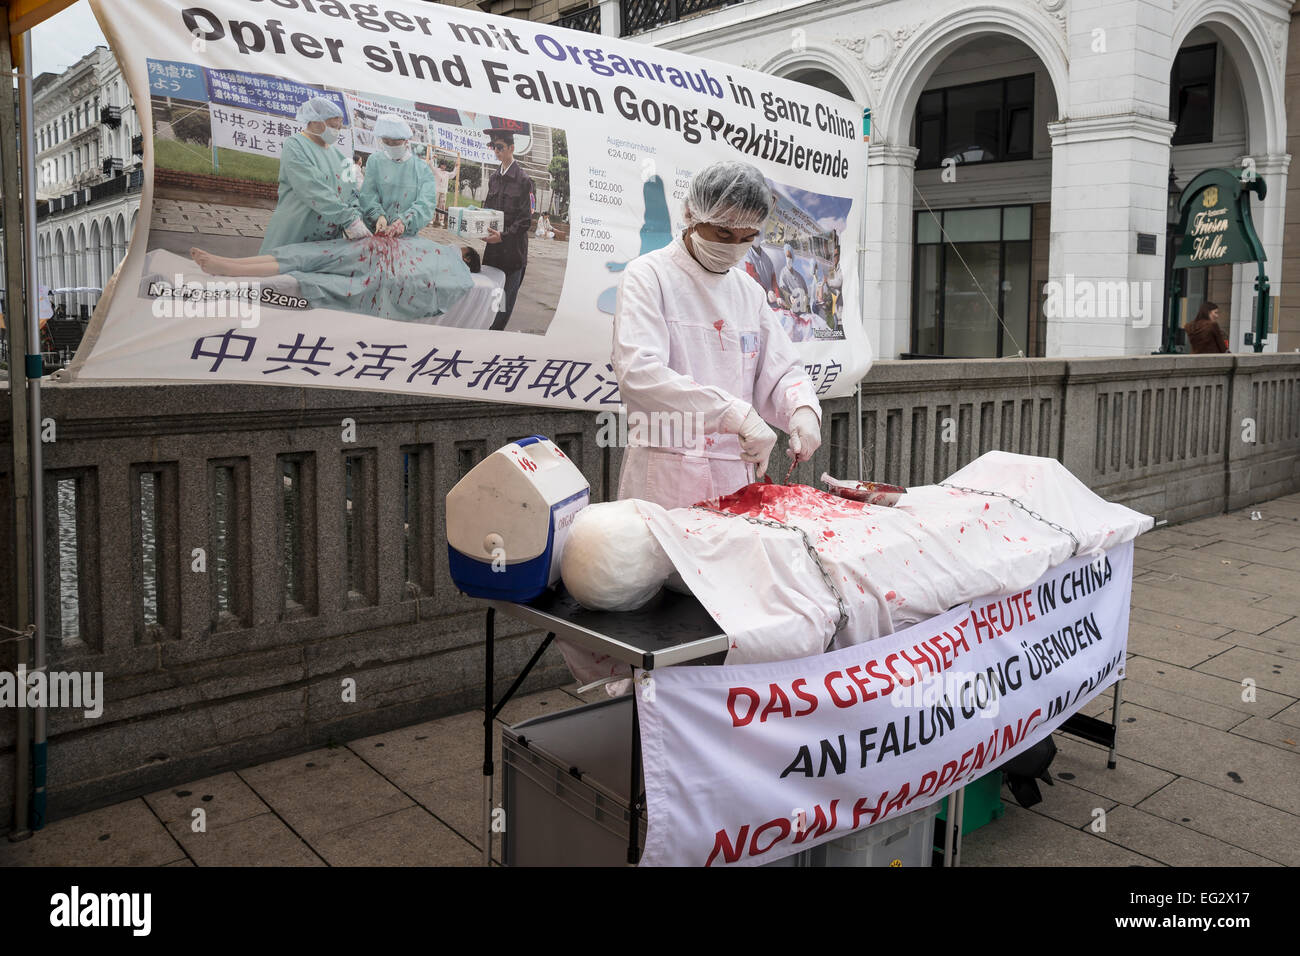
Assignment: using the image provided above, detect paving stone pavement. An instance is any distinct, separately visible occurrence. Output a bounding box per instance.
[4,497,1299,867]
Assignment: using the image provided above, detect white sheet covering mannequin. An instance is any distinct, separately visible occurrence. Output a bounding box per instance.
[557,452,1153,686]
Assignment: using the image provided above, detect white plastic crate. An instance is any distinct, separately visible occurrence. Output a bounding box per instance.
[814,800,941,867]
[504,696,817,867]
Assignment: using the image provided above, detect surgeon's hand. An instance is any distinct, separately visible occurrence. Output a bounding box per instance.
[737,408,777,478]
[786,406,822,464]
[388,218,406,237]
[374,216,388,234]
[344,218,372,240]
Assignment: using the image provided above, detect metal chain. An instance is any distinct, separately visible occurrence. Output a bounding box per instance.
[937,483,1081,557]
[691,506,851,634]
[0,622,36,647]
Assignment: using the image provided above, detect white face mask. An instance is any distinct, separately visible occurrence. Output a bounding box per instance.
[384,143,410,162]
[690,231,753,273]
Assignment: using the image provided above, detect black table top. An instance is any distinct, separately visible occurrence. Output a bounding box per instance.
[488,585,730,669]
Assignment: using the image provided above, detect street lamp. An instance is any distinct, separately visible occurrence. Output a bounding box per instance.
[1162,167,1182,353]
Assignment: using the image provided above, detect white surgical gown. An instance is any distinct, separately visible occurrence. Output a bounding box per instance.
[612,236,820,510]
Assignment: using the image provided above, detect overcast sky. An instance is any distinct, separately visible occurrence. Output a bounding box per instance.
[30,1,107,77]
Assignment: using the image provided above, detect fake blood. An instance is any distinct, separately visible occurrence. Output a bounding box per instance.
[704,481,867,523]
[713,319,725,348]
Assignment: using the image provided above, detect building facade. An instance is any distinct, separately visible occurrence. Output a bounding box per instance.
[445,0,1296,357]
[33,44,142,319]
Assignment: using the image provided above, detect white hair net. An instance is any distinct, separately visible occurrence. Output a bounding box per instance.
[683,161,774,230]
[296,96,343,124]
[373,113,412,141]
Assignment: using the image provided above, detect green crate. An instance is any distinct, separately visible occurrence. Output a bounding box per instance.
[937,771,1005,836]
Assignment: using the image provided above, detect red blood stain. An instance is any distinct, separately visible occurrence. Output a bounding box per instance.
[983,503,990,510]
[822,530,835,539]
[885,590,897,600]
[704,482,867,523]
[713,319,725,348]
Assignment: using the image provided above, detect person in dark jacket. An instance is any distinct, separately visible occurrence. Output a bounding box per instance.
[482,129,534,331]
[1185,301,1229,353]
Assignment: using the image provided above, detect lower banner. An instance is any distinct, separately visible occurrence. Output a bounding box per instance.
[636,543,1134,866]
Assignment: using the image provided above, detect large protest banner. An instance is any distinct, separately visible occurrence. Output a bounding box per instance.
[636,543,1135,866]
[67,0,871,409]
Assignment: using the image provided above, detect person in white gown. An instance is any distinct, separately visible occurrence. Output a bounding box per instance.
[611,161,823,510]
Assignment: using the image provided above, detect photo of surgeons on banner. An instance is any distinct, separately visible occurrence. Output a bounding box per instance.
[745,181,849,342]
[141,59,570,333]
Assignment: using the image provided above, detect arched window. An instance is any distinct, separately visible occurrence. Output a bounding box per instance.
[113,214,127,270]
[77,223,89,307]
[54,231,65,288]
[100,217,114,285]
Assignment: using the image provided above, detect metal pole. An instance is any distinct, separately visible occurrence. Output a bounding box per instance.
[20,32,45,830]
[1254,264,1269,354]
[1,18,33,840]
[942,792,956,866]
[856,381,863,481]
[1165,271,1182,354]
[952,785,965,867]
[482,606,494,867]
[1108,679,1123,770]
[627,690,641,866]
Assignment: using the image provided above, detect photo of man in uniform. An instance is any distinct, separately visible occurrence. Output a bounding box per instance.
[483,129,534,331]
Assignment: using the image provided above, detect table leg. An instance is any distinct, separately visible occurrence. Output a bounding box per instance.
[1107,679,1123,770]
[628,691,641,866]
[491,633,555,722]
[952,786,965,868]
[942,792,956,867]
[483,606,495,867]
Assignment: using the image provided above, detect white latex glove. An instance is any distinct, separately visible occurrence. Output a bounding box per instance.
[737,408,777,478]
[344,218,372,240]
[374,215,388,234]
[786,406,822,464]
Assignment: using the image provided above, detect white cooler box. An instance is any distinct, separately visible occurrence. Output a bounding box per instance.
[449,207,504,238]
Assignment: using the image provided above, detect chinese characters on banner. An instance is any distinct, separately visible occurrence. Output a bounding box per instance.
[191,328,623,404]
[74,0,872,411]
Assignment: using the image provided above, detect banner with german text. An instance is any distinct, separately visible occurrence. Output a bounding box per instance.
[636,544,1134,866]
[67,0,871,408]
